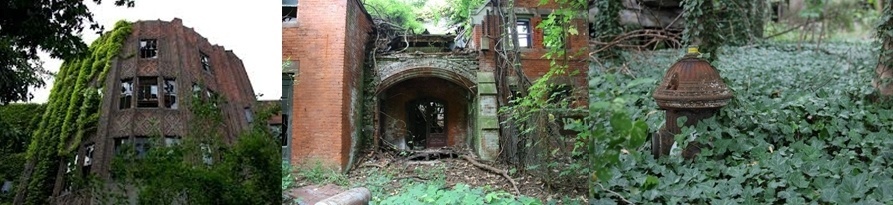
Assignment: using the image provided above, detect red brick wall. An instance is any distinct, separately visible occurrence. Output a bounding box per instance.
[283,0,372,169]
[470,4,590,104]
[93,19,256,177]
[341,0,373,169]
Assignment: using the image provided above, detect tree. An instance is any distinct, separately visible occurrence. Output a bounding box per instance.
[877,1,893,96]
[0,0,134,105]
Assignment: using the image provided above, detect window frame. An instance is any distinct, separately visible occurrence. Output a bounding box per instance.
[515,19,532,48]
[136,77,160,108]
[139,39,158,59]
[120,78,134,109]
[163,78,178,109]
[200,52,211,72]
[282,0,298,23]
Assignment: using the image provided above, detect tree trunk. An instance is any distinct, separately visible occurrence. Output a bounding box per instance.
[877,3,893,97]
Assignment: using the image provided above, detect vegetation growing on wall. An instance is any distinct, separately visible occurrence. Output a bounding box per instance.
[110,95,282,204]
[363,0,427,33]
[14,20,132,205]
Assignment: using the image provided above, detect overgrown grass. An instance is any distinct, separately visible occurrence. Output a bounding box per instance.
[294,160,349,187]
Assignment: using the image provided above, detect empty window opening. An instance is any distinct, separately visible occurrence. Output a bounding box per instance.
[516,19,531,48]
[139,39,158,58]
[133,136,151,159]
[244,107,253,123]
[192,83,202,98]
[200,52,211,72]
[163,78,178,109]
[137,77,159,107]
[201,143,213,165]
[548,84,572,104]
[120,78,133,109]
[283,0,298,22]
[406,99,446,150]
[163,136,181,147]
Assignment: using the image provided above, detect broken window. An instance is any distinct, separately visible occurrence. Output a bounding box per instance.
[139,39,158,58]
[120,78,133,109]
[207,90,219,108]
[244,107,253,123]
[113,137,130,155]
[163,78,177,109]
[200,52,211,72]
[282,0,298,22]
[137,77,159,108]
[164,136,181,147]
[192,83,202,98]
[201,143,213,165]
[133,136,150,159]
[83,144,95,166]
[516,19,531,48]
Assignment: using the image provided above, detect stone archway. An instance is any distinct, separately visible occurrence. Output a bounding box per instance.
[371,56,499,160]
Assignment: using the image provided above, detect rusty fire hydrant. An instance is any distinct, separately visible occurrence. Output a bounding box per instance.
[652,47,733,159]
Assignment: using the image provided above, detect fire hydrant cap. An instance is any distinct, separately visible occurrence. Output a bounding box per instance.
[652,49,733,109]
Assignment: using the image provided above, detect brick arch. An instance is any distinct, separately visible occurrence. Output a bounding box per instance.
[374,57,478,93]
[376,67,476,94]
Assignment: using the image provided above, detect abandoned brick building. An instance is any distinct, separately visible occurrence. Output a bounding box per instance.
[283,0,589,170]
[60,18,257,198]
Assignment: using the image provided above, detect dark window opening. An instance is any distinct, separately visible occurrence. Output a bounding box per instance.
[137,77,159,107]
[139,39,158,58]
[120,79,133,109]
[407,99,446,149]
[283,0,298,22]
[280,114,289,146]
[134,136,150,159]
[516,19,531,48]
[114,137,130,155]
[200,52,211,72]
[207,90,218,108]
[164,78,178,109]
[548,84,572,104]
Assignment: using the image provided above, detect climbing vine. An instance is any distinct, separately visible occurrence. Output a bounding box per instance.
[682,0,765,62]
[15,20,131,205]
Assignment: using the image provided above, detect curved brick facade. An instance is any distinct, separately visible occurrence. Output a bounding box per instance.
[87,18,256,178]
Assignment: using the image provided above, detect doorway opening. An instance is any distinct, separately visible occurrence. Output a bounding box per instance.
[406,99,446,150]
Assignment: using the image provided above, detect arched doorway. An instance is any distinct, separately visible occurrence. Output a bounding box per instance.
[377,77,472,151]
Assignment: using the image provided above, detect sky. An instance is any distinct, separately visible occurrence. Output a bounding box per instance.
[31,0,282,103]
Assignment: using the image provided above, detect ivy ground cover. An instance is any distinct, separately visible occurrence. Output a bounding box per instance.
[589,42,893,204]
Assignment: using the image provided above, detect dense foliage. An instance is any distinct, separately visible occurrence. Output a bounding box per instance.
[14,20,132,205]
[0,103,44,203]
[111,97,282,204]
[363,0,427,33]
[0,0,134,104]
[586,42,893,204]
[682,0,766,62]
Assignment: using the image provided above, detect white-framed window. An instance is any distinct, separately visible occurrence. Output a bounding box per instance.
[516,19,531,48]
